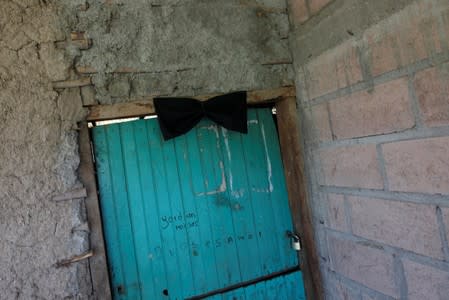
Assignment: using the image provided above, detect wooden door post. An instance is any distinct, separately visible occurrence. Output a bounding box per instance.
[276,97,323,300]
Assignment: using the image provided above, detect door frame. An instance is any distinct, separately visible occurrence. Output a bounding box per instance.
[78,86,322,300]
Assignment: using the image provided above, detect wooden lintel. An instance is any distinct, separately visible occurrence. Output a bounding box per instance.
[52,188,87,201]
[53,77,92,89]
[55,39,92,50]
[76,63,292,75]
[87,86,295,121]
[76,66,142,74]
[71,31,86,41]
[72,39,92,50]
[55,250,94,268]
[76,66,98,74]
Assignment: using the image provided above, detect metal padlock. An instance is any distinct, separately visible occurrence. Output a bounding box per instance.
[286,231,302,251]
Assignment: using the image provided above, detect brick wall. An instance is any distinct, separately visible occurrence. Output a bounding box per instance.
[289,0,449,298]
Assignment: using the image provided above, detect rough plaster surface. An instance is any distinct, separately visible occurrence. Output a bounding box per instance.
[75,0,293,103]
[0,1,91,298]
[1,0,293,298]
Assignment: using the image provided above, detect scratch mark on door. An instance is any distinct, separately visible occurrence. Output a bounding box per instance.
[196,161,227,196]
[221,128,234,192]
[260,123,274,193]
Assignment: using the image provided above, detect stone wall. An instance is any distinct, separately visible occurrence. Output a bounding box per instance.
[288,0,449,298]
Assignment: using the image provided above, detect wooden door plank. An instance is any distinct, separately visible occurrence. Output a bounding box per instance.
[258,109,298,269]
[105,125,142,299]
[256,109,295,269]
[244,280,266,299]
[86,86,295,121]
[134,120,168,299]
[173,134,210,295]
[146,124,185,300]
[220,124,266,282]
[206,294,223,300]
[53,77,92,89]
[184,126,222,292]
[160,138,197,296]
[284,271,306,300]
[220,288,246,300]
[239,110,281,274]
[92,126,126,299]
[275,97,323,300]
[209,270,305,300]
[196,122,242,288]
[78,124,112,300]
[268,273,289,299]
[119,122,157,299]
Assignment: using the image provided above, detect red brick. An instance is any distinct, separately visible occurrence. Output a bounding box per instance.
[311,103,332,141]
[365,2,443,76]
[309,0,331,15]
[319,144,383,189]
[327,194,348,232]
[403,259,449,300]
[413,65,449,127]
[382,137,449,195]
[329,78,415,139]
[305,40,362,100]
[397,19,437,67]
[288,0,309,24]
[328,235,398,297]
[365,31,400,77]
[348,196,444,259]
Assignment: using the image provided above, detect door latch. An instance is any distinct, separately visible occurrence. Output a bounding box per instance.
[286,231,302,251]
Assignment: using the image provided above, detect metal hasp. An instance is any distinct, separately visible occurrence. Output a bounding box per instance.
[286,230,302,251]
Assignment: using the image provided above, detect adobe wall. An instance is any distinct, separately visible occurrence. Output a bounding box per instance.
[0,1,91,298]
[288,0,449,298]
[0,0,293,298]
[73,0,293,104]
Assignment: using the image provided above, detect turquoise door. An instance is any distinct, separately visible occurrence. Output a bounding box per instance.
[92,108,306,299]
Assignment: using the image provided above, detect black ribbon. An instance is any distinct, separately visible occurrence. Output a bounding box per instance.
[154,91,248,140]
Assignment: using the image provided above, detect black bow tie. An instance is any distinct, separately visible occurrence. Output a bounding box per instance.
[154,91,247,140]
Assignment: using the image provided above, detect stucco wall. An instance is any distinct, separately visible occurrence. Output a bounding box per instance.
[288,0,449,298]
[0,0,293,298]
[74,0,293,104]
[0,1,91,298]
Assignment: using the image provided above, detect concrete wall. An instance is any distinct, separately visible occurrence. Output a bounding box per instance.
[288,0,449,298]
[0,0,292,298]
